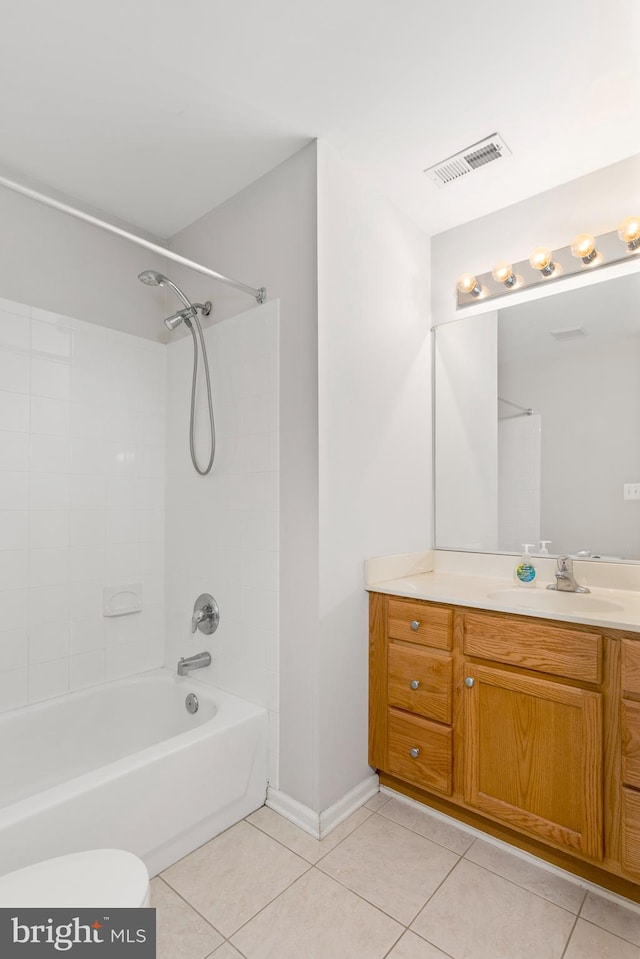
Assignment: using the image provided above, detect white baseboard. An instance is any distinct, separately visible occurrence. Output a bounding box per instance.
[319,774,379,838]
[266,773,379,840]
[265,788,322,838]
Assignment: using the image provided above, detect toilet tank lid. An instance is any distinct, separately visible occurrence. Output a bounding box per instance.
[0,849,149,908]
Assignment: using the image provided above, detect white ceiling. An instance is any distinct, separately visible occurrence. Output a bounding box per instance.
[498,271,640,362]
[1,0,639,239]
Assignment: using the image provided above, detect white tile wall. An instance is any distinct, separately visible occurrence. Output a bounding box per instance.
[165,301,280,787]
[0,297,166,711]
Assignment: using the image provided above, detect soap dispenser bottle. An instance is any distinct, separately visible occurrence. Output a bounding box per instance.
[515,544,537,587]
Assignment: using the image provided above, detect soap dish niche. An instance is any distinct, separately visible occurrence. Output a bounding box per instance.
[103,583,142,617]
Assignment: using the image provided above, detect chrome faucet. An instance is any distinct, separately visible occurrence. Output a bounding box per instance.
[177,651,212,676]
[191,593,220,635]
[546,555,590,594]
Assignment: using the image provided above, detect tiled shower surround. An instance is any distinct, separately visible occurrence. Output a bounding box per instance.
[164,301,279,785]
[0,294,279,782]
[0,296,167,710]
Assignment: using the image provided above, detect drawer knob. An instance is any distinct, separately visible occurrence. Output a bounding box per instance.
[410,679,420,690]
[465,676,475,688]
[410,620,420,631]
[410,747,420,758]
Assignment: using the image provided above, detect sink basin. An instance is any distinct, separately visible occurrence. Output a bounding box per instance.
[485,589,624,615]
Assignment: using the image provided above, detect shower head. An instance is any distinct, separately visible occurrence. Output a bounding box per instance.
[137,270,167,287]
[138,268,200,331]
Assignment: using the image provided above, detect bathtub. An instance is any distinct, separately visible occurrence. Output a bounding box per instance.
[0,669,268,877]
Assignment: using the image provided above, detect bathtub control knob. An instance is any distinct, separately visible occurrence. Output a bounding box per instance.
[192,593,220,635]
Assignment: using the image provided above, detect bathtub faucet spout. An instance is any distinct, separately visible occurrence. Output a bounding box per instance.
[177,652,212,676]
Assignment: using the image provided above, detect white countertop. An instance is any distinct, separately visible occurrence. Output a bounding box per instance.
[365,553,640,633]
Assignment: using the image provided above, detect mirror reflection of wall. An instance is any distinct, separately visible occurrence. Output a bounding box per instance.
[434,270,640,561]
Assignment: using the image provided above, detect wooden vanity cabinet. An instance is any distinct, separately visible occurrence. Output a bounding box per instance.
[369,593,453,796]
[620,640,640,878]
[369,592,640,899]
[463,661,602,859]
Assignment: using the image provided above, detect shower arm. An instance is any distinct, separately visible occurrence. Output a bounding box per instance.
[0,172,267,304]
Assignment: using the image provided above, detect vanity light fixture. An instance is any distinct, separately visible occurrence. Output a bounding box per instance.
[529,247,555,277]
[456,215,640,308]
[618,216,640,251]
[570,233,598,265]
[492,261,517,288]
[456,273,482,297]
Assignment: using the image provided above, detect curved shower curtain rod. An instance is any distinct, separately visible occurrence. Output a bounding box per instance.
[0,173,267,304]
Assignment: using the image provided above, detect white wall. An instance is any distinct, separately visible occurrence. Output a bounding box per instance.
[168,140,432,814]
[0,296,166,711]
[164,301,280,780]
[169,143,319,808]
[434,312,498,551]
[316,142,431,810]
[501,339,640,558]
[431,153,640,328]
[0,185,168,341]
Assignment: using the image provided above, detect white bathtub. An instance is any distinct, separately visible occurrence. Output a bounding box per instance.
[0,669,268,877]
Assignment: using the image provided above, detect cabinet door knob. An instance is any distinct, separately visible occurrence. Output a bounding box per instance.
[465,677,475,688]
[410,679,420,690]
[410,747,420,758]
[410,620,420,631]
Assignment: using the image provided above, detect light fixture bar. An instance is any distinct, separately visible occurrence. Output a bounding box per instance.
[456,221,639,308]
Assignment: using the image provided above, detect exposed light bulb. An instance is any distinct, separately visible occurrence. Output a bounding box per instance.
[456,273,482,297]
[529,247,555,276]
[570,233,597,264]
[491,261,517,287]
[618,216,640,251]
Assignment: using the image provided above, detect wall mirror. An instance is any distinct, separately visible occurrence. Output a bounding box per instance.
[434,269,640,561]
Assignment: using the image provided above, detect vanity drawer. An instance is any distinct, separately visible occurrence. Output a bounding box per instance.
[622,640,640,697]
[388,644,452,723]
[386,708,452,795]
[622,700,640,788]
[387,598,452,650]
[463,612,602,684]
[622,787,640,878]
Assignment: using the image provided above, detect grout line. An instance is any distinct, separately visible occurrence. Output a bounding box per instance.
[458,857,579,921]
[377,802,474,857]
[244,803,376,866]
[576,887,589,916]
[243,816,320,864]
[405,928,459,959]
[153,875,225,940]
[381,787,640,913]
[225,863,315,942]
[460,843,586,915]
[576,915,640,949]
[314,806,377,863]
[308,862,413,931]
[559,911,581,959]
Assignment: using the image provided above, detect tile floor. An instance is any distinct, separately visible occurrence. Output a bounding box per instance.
[151,792,640,959]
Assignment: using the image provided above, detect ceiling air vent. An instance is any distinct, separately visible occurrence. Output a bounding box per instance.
[425,134,511,187]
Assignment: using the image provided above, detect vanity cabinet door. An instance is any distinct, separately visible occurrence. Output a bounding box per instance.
[463,663,603,860]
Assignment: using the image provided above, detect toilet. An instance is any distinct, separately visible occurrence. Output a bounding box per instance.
[0,849,150,907]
